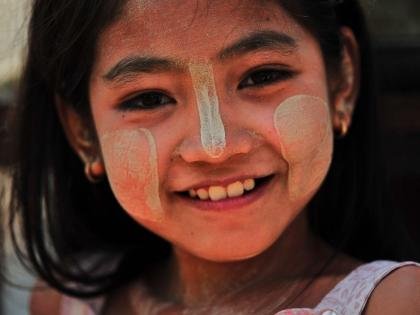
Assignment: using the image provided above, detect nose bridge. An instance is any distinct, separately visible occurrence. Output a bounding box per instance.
[189,63,226,158]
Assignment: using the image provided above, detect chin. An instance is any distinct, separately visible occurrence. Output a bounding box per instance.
[185,231,281,263]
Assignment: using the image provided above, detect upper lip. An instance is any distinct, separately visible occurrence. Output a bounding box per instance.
[174,173,273,192]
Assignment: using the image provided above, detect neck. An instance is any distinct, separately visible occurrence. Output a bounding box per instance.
[162,214,330,308]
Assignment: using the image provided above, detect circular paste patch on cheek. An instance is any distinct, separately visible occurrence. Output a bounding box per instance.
[100,128,163,221]
[273,95,333,201]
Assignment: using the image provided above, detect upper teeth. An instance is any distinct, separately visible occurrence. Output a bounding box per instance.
[188,178,256,201]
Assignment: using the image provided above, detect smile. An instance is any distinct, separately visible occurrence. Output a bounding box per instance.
[178,175,275,203]
[189,178,255,201]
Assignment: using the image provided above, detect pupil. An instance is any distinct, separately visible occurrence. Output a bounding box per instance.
[254,71,275,83]
[144,93,161,107]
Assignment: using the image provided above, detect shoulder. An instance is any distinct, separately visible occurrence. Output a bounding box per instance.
[363,264,420,315]
[30,281,62,315]
[314,260,420,315]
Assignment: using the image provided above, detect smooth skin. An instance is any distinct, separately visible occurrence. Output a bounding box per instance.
[32,0,420,314]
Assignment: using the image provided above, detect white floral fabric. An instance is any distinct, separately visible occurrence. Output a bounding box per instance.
[60,261,420,315]
[275,260,420,315]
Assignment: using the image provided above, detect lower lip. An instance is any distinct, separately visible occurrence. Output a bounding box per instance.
[176,175,276,211]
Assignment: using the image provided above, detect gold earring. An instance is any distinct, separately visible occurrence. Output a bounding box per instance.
[340,119,348,137]
[84,160,104,183]
[335,111,349,138]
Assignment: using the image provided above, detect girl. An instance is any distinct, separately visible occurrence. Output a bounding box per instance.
[9,0,420,314]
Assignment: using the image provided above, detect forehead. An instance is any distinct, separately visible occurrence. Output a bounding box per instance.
[93,0,310,75]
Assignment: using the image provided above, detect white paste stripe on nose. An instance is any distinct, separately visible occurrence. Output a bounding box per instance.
[189,63,226,158]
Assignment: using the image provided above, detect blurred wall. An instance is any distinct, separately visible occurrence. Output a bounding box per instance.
[362,0,420,37]
[0,0,28,84]
[1,3,33,315]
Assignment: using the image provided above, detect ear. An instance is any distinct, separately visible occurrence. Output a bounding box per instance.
[331,27,360,137]
[55,96,105,180]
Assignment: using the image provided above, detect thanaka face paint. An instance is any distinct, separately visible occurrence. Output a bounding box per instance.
[273,95,333,201]
[189,63,226,158]
[88,0,339,262]
[100,128,163,221]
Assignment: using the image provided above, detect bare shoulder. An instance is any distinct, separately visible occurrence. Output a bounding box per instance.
[30,280,63,315]
[363,265,420,315]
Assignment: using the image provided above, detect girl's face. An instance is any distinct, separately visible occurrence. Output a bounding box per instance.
[88,0,335,261]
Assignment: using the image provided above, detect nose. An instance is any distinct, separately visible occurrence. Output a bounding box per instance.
[175,62,256,164]
[176,127,256,164]
[176,94,260,163]
[189,63,226,158]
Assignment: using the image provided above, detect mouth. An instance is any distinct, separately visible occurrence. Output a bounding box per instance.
[176,174,275,209]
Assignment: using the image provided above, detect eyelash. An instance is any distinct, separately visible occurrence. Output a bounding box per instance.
[118,91,176,111]
[117,68,295,111]
[238,67,295,89]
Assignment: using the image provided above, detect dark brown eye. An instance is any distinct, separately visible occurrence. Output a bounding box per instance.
[118,91,175,111]
[238,69,294,89]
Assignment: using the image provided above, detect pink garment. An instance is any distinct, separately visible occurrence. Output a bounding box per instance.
[60,260,419,315]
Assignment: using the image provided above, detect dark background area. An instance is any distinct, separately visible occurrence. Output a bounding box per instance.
[375,39,420,244]
[363,0,420,244]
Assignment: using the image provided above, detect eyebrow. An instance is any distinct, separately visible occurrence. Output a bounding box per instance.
[103,30,298,82]
[218,30,298,60]
[103,56,183,82]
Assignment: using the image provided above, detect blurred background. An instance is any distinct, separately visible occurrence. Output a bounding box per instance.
[1,1,33,314]
[0,0,419,314]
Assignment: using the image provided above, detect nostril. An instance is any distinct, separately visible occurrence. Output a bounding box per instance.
[175,128,259,164]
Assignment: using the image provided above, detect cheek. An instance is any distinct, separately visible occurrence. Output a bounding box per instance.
[273,95,333,200]
[100,128,163,221]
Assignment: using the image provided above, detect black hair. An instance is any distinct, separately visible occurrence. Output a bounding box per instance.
[9,0,418,298]
[288,1,419,262]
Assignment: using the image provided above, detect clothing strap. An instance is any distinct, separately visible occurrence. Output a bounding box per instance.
[313,260,420,315]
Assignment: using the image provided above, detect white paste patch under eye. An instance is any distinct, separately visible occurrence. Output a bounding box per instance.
[273,95,332,201]
[140,128,163,215]
[189,63,226,158]
[100,128,163,221]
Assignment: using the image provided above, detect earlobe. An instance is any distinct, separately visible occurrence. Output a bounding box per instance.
[55,96,105,181]
[331,27,360,137]
[84,159,105,183]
